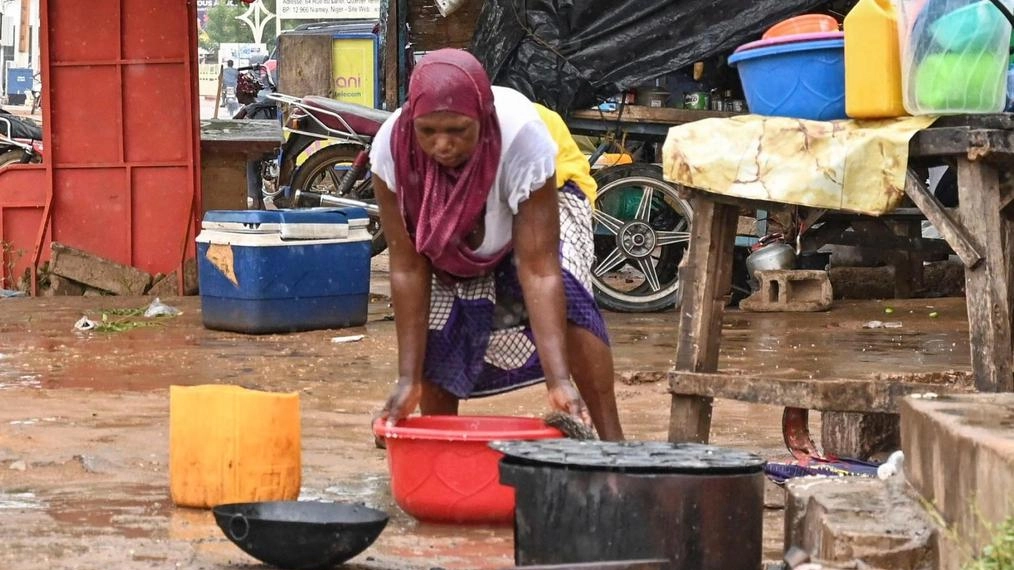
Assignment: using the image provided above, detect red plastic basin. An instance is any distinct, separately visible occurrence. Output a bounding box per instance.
[373,416,563,524]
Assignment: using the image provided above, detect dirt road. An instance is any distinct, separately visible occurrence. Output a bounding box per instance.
[0,294,971,569]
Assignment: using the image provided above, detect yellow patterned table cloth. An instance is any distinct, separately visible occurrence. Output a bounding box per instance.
[661,115,937,215]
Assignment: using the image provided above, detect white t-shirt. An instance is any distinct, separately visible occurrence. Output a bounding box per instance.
[369,86,558,258]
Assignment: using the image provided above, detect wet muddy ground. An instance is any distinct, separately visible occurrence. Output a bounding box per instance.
[0,276,972,569]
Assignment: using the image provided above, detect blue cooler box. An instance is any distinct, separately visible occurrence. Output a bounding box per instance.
[196,208,371,334]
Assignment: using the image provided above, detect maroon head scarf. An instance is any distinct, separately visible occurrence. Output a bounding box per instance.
[391,49,506,279]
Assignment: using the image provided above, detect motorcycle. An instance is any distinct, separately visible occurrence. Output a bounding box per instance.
[267,92,388,256]
[0,109,43,167]
[232,61,281,210]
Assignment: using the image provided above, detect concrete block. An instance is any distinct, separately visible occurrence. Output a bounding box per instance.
[183,258,199,296]
[49,243,151,296]
[821,411,901,460]
[42,275,85,297]
[740,270,833,312]
[901,394,1014,569]
[785,477,937,569]
[147,273,179,297]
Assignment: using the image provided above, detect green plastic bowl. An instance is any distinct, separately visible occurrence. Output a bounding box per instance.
[914,52,1006,111]
[929,0,1008,51]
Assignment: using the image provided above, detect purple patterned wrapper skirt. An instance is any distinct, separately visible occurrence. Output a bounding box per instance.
[423,183,609,398]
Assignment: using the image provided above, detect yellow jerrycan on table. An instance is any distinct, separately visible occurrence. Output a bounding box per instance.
[169,385,301,508]
[845,0,908,118]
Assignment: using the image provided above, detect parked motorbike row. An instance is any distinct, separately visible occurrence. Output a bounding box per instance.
[238,66,695,313]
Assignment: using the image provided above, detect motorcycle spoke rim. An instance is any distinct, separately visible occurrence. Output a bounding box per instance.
[591,173,691,305]
[325,166,344,191]
[593,247,628,278]
[593,209,624,235]
[655,230,691,246]
[634,257,662,293]
[634,186,654,222]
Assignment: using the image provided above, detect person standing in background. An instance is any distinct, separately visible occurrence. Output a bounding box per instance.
[220,59,239,114]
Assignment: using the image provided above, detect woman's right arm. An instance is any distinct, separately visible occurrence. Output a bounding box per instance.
[373,176,432,424]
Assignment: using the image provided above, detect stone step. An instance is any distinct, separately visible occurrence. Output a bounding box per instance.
[901,394,1014,569]
[784,476,937,569]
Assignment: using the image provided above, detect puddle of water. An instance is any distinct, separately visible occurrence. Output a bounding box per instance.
[321,474,390,502]
[0,374,42,390]
[0,492,45,510]
[45,485,171,540]
[307,473,514,569]
[9,416,59,426]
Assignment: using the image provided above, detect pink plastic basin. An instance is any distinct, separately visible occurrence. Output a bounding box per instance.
[735,31,845,53]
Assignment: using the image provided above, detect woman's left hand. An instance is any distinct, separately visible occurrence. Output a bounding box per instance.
[546,378,592,427]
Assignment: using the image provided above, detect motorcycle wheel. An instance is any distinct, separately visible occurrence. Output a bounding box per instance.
[0,149,41,168]
[289,144,387,257]
[590,163,691,313]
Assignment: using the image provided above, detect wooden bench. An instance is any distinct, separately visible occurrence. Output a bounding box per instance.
[668,115,1014,456]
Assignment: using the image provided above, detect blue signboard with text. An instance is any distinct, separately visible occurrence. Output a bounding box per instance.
[6,68,33,95]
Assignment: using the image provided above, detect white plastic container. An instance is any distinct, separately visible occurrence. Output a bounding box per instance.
[896,0,1013,114]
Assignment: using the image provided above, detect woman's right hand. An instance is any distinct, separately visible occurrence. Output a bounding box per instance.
[546,377,592,428]
[378,377,423,427]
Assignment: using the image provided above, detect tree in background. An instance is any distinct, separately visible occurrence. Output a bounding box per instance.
[200,0,279,55]
[200,3,251,53]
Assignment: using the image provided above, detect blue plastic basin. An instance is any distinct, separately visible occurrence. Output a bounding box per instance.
[728,39,846,121]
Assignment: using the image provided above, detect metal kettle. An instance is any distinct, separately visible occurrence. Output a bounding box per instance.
[745,238,796,286]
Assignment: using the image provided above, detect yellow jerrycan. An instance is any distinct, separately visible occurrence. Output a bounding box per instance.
[845,0,908,118]
[169,385,301,508]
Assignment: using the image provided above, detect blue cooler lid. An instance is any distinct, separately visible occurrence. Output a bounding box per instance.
[202,207,369,240]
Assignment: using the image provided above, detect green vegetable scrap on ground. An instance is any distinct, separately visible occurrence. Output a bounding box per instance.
[86,305,180,333]
[92,313,163,333]
[102,307,148,317]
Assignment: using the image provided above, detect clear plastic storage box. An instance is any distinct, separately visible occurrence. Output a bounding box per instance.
[897,0,1013,114]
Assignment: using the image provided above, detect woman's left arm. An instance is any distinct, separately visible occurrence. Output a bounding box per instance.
[514,178,591,424]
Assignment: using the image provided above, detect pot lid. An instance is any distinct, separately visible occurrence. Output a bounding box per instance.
[734,31,844,54]
[490,439,765,475]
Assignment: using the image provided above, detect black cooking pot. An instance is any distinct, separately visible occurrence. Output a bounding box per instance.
[796,251,831,271]
[493,440,765,570]
[212,501,389,570]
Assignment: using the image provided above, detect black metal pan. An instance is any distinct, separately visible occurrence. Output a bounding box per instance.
[212,500,388,570]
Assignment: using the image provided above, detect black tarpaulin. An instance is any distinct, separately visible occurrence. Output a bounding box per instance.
[470,0,829,112]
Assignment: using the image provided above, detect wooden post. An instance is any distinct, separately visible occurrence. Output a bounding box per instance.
[904,169,983,268]
[384,0,399,110]
[821,411,901,460]
[669,197,739,443]
[957,158,1014,392]
[213,67,223,120]
[277,34,334,99]
[887,219,923,298]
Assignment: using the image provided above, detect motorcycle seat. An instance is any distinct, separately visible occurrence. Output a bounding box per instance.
[301,96,391,137]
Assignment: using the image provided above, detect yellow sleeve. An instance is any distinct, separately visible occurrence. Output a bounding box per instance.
[534,103,597,204]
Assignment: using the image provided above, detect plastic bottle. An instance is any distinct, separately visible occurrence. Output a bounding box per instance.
[845,0,908,118]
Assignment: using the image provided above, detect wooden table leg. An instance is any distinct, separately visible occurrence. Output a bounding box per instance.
[669,198,739,443]
[887,219,924,298]
[957,159,1014,392]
